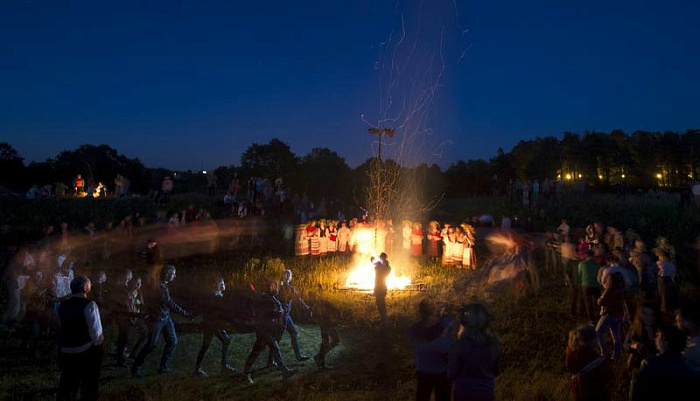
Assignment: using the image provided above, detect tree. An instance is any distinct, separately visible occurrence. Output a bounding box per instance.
[0,143,26,190]
[51,144,148,193]
[299,148,352,203]
[239,138,300,187]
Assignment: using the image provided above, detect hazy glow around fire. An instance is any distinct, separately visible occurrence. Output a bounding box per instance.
[344,226,411,290]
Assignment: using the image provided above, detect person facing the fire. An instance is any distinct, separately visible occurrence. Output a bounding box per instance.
[373,252,391,327]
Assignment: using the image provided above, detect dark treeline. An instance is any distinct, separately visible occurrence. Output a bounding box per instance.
[1,129,699,202]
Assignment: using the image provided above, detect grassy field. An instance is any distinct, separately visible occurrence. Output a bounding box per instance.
[2,192,699,400]
[7,247,696,401]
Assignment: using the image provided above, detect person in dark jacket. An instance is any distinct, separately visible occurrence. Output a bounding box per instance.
[56,275,104,401]
[629,325,697,401]
[131,265,192,377]
[447,303,500,401]
[193,278,237,377]
[270,269,310,363]
[565,324,614,401]
[243,281,296,384]
[309,287,340,370]
[409,300,456,401]
[373,253,391,327]
[595,271,626,361]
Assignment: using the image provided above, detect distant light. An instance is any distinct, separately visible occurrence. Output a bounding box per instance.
[557,174,561,179]
[656,173,662,179]
[578,174,582,178]
[202,170,207,174]
[565,174,572,180]
[621,174,626,178]
[598,175,603,180]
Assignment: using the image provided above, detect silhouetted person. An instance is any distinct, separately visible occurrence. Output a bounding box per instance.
[409,300,456,401]
[193,278,236,377]
[448,303,500,401]
[271,269,310,362]
[57,275,104,401]
[373,252,391,327]
[243,281,295,384]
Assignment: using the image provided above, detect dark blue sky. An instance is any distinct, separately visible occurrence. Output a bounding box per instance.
[1,0,699,170]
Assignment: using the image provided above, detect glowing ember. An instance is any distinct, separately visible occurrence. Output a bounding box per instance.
[344,226,411,290]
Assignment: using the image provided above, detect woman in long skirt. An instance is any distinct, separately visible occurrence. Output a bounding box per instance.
[442,225,454,266]
[462,224,477,270]
[295,225,309,256]
[327,221,337,253]
[402,220,412,253]
[411,222,423,256]
[427,221,441,262]
[452,227,465,268]
[308,221,320,256]
[319,220,328,256]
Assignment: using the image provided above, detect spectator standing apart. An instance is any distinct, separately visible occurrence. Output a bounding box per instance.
[73,174,85,196]
[448,303,500,401]
[207,172,217,197]
[565,324,614,401]
[408,300,456,401]
[629,325,697,401]
[655,250,679,315]
[161,176,173,204]
[56,276,104,401]
[373,253,391,328]
[595,272,626,361]
[131,265,192,377]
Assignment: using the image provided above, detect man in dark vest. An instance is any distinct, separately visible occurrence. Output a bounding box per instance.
[57,275,104,401]
[373,253,391,328]
[131,265,192,377]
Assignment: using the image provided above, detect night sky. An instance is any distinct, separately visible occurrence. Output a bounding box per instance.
[1,0,699,171]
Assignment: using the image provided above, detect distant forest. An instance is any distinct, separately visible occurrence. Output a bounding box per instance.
[1,129,699,201]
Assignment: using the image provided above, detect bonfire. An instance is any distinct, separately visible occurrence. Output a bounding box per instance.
[344,225,411,290]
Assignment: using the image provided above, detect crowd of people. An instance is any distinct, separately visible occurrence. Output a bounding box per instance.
[292,218,479,268]
[1,231,343,400]
[540,220,700,400]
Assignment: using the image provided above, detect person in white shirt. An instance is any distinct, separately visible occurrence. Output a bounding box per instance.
[57,275,104,401]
